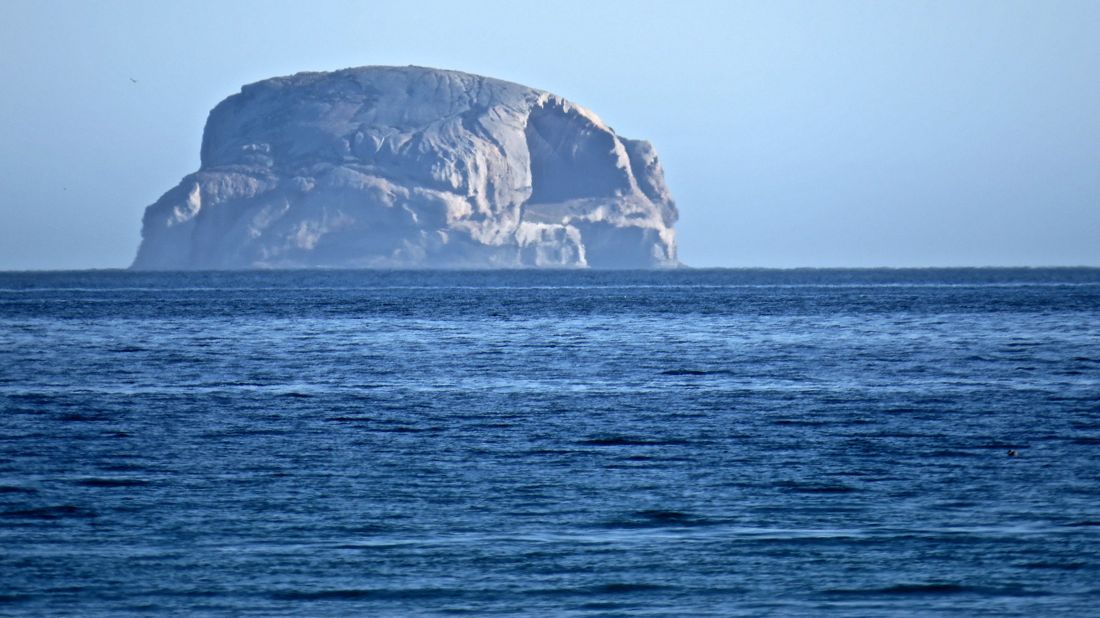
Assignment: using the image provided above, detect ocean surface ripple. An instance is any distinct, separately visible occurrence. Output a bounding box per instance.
[1,268,1099,616]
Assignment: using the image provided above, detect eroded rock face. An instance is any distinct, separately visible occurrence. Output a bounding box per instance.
[132,66,679,269]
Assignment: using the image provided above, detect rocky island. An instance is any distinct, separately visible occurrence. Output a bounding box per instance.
[132,66,679,269]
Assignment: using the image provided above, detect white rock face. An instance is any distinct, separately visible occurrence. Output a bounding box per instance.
[132,66,679,269]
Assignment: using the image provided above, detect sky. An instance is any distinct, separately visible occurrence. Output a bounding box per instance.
[1,0,1098,269]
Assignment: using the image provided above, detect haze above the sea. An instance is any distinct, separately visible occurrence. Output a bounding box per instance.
[1,0,1098,269]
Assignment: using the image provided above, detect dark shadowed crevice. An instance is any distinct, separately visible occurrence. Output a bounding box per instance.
[573,221,665,269]
[524,100,629,204]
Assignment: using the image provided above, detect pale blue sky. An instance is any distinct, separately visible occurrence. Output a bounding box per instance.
[1,0,1098,269]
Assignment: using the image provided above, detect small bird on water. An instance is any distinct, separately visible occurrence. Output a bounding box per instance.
[1007,449,1018,457]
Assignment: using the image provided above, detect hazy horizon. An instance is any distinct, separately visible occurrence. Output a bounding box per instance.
[2,0,1098,270]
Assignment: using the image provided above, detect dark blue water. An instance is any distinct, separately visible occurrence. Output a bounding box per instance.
[2,269,1099,616]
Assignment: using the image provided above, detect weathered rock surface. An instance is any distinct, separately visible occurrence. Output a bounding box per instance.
[132,66,679,269]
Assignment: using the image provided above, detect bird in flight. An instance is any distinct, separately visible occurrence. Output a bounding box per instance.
[129,77,138,84]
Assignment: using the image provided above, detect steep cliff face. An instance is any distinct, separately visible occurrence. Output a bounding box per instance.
[132,66,679,269]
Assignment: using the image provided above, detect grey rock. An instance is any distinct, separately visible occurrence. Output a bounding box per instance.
[132,66,679,269]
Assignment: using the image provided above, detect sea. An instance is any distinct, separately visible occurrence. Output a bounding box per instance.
[1,268,1098,616]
